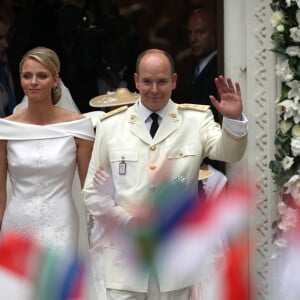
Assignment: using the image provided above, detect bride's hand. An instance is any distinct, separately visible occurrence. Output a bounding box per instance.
[93,166,114,196]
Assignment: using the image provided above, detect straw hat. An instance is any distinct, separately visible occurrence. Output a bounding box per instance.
[198,169,214,181]
[89,88,139,108]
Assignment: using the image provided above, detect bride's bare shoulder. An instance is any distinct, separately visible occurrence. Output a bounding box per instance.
[55,107,84,122]
[5,110,26,122]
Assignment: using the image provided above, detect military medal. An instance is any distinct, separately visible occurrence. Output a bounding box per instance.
[119,160,126,175]
[170,175,187,187]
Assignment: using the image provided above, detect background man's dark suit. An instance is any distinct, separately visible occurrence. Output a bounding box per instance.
[188,54,219,122]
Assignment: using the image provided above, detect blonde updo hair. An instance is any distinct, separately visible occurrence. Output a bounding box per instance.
[19,47,62,105]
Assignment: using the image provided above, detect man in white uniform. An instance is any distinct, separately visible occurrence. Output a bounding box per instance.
[83,48,248,300]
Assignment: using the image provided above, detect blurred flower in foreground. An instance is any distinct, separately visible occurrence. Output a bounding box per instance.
[0,231,87,300]
[0,232,38,300]
[273,207,300,300]
[124,178,256,300]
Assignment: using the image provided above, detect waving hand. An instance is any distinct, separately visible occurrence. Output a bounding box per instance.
[209,75,243,120]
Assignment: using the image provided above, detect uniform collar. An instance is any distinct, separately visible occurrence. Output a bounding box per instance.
[138,99,169,122]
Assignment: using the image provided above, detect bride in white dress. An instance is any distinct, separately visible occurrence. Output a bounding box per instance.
[0,47,94,256]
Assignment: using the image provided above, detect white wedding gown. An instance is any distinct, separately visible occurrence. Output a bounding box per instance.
[0,117,94,255]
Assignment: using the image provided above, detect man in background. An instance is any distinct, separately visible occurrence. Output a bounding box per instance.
[187,7,219,120]
[175,6,226,182]
[175,7,218,120]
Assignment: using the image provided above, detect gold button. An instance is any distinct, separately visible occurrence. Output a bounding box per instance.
[150,164,156,170]
[170,113,177,118]
[130,114,136,120]
[150,145,157,151]
[179,150,183,156]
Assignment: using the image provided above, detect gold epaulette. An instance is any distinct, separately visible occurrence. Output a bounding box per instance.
[178,103,210,112]
[100,106,128,121]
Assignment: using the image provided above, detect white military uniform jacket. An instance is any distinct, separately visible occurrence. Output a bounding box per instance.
[83,99,247,292]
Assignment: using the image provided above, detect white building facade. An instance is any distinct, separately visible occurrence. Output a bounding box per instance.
[225,1,279,299]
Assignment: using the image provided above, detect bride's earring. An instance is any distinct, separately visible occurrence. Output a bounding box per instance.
[52,86,57,95]
[52,83,61,95]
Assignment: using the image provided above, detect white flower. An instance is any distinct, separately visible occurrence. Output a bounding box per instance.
[284,174,300,205]
[271,11,285,27]
[294,110,300,123]
[278,201,288,215]
[277,99,300,123]
[282,156,294,170]
[277,99,297,118]
[291,137,300,157]
[290,27,300,42]
[286,46,300,57]
[297,9,300,22]
[278,202,298,232]
[275,59,294,82]
[277,24,285,32]
[274,237,288,248]
[280,120,293,134]
[286,0,291,6]
[287,80,300,104]
[292,124,300,137]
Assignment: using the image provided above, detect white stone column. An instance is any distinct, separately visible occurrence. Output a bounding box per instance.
[224,0,279,298]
